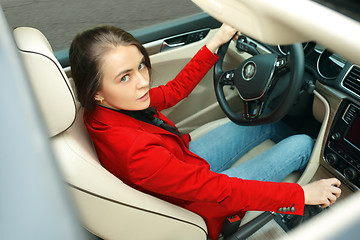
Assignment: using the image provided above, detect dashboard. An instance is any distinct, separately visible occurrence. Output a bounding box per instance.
[239,34,360,191]
[277,41,360,191]
[273,42,348,87]
[239,35,358,99]
[278,42,360,191]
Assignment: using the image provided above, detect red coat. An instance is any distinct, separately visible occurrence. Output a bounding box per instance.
[85,46,305,239]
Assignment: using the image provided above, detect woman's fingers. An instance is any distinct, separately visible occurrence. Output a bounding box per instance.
[332,184,342,198]
[320,185,340,208]
[329,178,341,188]
[302,178,342,207]
[328,190,337,205]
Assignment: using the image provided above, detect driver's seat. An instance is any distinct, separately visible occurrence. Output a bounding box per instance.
[13,26,300,240]
[13,27,208,240]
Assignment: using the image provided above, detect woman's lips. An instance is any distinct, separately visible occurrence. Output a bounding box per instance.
[138,91,149,101]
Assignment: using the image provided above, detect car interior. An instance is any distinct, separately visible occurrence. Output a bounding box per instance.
[2,0,360,239]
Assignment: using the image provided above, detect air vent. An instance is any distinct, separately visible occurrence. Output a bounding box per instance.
[342,65,360,97]
[342,104,358,124]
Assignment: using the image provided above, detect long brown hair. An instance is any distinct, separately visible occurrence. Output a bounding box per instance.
[69,25,151,112]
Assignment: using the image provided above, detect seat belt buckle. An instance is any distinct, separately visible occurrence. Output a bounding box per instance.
[221,214,242,238]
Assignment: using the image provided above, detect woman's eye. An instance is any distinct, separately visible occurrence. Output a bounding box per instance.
[139,62,145,70]
[120,75,130,82]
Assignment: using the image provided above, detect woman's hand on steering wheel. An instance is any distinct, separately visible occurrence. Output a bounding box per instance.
[207,23,239,53]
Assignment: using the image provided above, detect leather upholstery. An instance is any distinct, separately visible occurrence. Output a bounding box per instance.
[14,27,76,137]
[13,27,299,239]
[13,27,207,240]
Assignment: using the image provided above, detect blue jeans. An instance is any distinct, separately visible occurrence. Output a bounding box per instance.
[189,121,314,182]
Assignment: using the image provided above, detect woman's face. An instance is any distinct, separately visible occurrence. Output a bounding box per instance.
[95,45,150,111]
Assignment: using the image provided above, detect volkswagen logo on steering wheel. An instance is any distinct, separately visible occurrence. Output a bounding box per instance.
[242,61,256,81]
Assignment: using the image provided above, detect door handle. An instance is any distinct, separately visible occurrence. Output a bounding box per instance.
[160,28,210,52]
[161,40,186,51]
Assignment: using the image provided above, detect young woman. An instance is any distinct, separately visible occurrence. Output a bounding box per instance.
[69,24,341,239]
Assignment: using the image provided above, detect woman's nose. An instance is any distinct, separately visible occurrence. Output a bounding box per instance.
[136,72,149,88]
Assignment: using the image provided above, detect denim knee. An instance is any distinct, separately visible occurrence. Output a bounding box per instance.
[287,134,314,170]
[291,134,314,152]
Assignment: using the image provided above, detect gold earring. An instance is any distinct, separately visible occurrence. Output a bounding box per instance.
[95,96,104,103]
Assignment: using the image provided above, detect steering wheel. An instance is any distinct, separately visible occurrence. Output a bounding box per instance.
[214,39,305,125]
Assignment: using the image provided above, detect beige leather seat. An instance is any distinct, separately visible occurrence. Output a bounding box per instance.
[13,27,207,240]
[13,26,299,239]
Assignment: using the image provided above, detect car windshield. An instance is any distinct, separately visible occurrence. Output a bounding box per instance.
[313,0,360,21]
[0,0,202,51]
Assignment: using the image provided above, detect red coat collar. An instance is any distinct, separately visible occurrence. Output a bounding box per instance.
[88,105,180,137]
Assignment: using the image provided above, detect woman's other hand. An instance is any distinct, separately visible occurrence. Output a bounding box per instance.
[207,23,239,53]
[302,178,342,208]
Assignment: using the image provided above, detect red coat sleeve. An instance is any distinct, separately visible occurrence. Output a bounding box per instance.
[125,131,305,215]
[150,45,219,111]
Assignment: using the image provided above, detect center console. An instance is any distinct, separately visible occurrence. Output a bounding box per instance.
[324,100,360,189]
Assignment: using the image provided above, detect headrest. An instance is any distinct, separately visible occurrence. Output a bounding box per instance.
[13,27,76,137]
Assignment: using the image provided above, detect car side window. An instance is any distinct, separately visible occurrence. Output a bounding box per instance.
[0,0,202,52]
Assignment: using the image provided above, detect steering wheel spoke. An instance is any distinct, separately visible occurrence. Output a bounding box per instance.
[219,70,236,86]
[243,100,265,120]
[275,55,290,78]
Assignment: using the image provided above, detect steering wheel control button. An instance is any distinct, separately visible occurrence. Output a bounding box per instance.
[221,71,235,85]
[225,72,234,80]
[275,56,289,76]
[276,57,288,67]
[236,36,260,55]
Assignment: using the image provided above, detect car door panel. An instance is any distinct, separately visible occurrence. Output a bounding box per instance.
[148,29,247,133]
